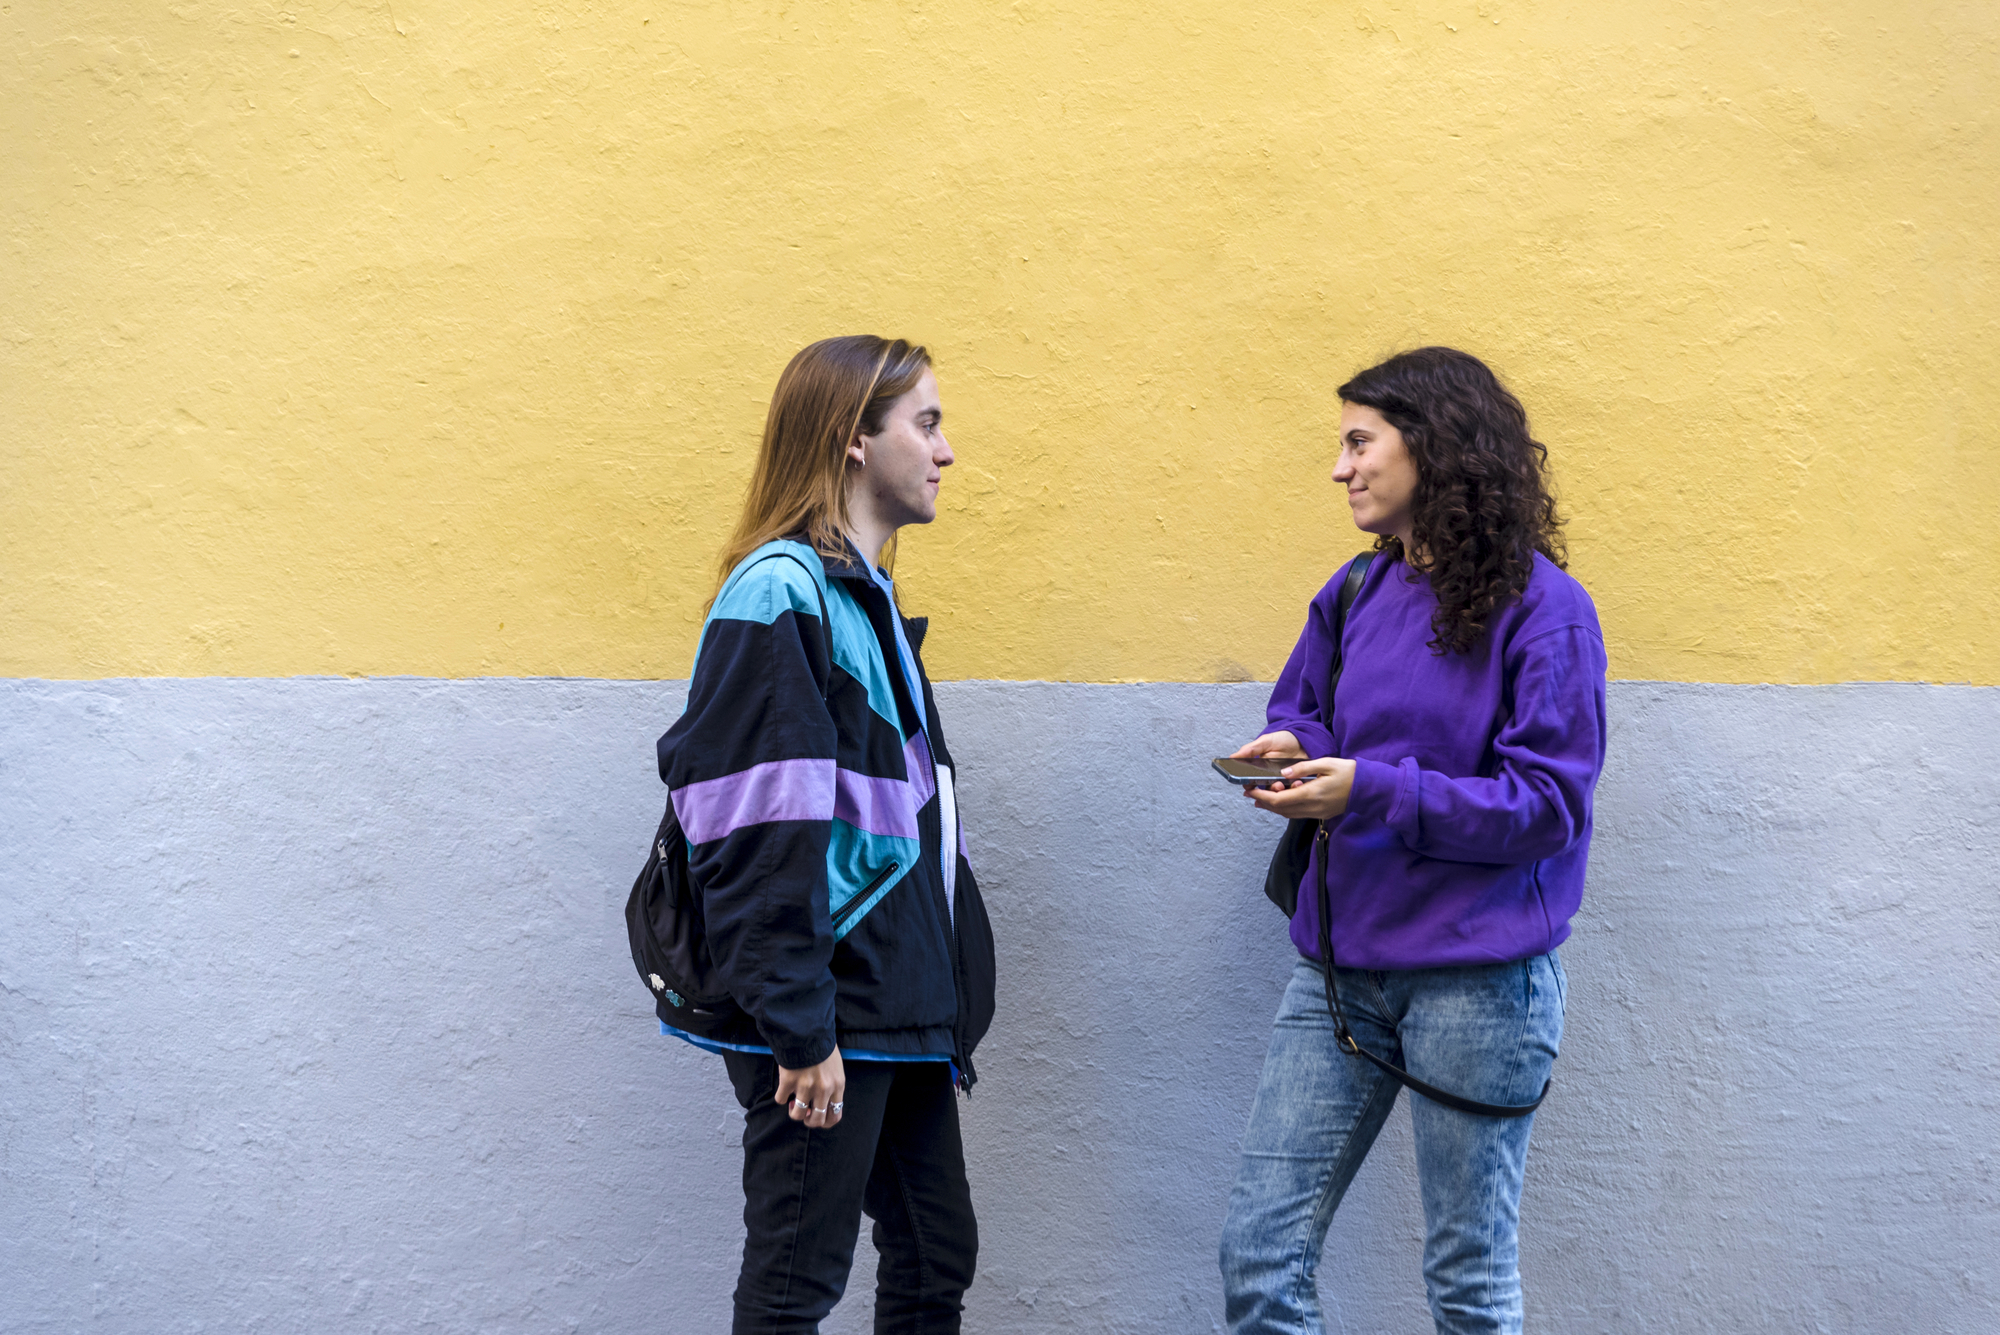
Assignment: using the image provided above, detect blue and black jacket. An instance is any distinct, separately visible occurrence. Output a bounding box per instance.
[656,537,997,1086]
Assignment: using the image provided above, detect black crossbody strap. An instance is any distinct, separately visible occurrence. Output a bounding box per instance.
[748,552,834,701]
[1311,554,1549,1119]
[1322,552,1374,710]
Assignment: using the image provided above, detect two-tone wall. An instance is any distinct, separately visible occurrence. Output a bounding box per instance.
[5,4,1996,1332]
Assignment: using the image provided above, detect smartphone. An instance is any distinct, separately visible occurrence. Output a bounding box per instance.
[1212,756,1299,787]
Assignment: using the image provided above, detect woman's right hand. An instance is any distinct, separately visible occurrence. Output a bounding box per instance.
[775,1047,846,1130]
[1230,731,1309,793]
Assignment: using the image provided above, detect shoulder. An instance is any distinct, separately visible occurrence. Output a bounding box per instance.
[1500,556,1605,671]
[1517,554,1601,633]
[710,541,827,627]
[1310,548,1384,610]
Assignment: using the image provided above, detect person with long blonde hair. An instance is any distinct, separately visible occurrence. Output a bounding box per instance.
[654,336,997,1333]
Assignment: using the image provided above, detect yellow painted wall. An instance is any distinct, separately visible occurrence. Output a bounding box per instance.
[5,1,1995,683]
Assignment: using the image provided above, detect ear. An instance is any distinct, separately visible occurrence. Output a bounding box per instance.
[845,432,867,468]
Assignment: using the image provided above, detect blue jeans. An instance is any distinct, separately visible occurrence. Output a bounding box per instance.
[1219,954,1566,1335]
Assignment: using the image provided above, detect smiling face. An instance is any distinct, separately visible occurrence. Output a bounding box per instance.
[1333,402,1420,549]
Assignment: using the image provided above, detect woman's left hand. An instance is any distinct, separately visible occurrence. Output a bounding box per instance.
[1244,757,1357,821]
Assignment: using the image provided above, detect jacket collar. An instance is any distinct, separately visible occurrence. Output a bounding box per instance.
[806,533,875,585]
[807,534,923,646]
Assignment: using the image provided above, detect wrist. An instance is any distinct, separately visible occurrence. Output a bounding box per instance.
[771,1034,837,1071]
[1345,757,1399,820]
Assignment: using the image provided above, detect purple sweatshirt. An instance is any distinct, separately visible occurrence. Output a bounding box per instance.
[1269,551,1607,970]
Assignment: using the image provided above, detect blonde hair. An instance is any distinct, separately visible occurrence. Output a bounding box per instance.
[711,336,931,604]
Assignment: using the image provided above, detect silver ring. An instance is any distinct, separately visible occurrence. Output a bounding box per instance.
[829,1102,844,1114]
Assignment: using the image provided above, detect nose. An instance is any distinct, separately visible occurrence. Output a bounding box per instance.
[936,433,954,467]
[1332,447,1355,483]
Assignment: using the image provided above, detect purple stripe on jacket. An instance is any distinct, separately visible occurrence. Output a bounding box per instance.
[833,770,923,841]
[904,731,937,806]
[671,758,837,846]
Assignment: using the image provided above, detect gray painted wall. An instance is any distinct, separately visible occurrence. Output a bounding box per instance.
[2,679,1995,1333]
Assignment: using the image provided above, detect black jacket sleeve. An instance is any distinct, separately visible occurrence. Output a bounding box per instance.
[656,560,839,1068]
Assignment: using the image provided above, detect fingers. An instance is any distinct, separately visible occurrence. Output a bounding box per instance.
[813,1050,845,1130]
[784,1073,819,1124]
[1249,768,1354,821]
[786,1077,845,1129]
[812,1055,844,1135]
[1232,732,1306,761]
[811,1068,847,1130]
[1251,776,1326,816]
[1247,784,1289,812]
[1279,758,1339,781]
[776,1057,846,1130]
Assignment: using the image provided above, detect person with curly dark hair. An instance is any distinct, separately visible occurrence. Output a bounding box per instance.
[1216,347,1607,1334]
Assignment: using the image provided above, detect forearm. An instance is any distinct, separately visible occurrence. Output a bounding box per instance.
[1347,757,1589,864]
[690,826,840,1067]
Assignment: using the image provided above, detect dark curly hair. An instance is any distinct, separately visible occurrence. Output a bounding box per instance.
[1338,347,1566,655]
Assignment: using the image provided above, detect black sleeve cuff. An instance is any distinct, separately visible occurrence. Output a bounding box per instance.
[766,1031,837,1071]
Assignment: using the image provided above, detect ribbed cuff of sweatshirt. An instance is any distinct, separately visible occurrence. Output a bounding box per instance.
[1347,756,1410,825]
[764,1031,836,1071]
[1287,720,1336,760]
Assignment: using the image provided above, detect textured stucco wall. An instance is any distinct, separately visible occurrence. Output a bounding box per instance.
[6,2,1997,1329]
[4,678,1994,1333]
[5,1,1997,683]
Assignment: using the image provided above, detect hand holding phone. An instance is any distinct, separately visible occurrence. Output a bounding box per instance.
[1212,756,1297,788]
[1233,755,1359,820]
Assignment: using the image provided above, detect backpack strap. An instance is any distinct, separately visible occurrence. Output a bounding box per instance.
[1261,551,1375,918]
[744,550,833,703]
[1320,552,1375,722]
[1311,551,1550,1119]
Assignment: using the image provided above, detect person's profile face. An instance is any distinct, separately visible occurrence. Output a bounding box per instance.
[853,369,952,532]
[1333,402,1419,543]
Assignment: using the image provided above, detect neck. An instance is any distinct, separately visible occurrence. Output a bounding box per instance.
[842,508,894,572]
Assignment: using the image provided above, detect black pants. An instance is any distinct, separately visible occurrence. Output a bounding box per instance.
[723,1053,977,1335]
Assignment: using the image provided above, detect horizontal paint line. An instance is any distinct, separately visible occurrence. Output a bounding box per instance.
[3,676,1998,689]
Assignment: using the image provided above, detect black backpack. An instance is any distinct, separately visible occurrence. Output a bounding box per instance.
[624,798,758,1042]
[625,553,831,1043]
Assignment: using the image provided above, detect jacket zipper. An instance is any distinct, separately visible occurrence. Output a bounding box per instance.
[920,727,977,1092]
[833,570,977,1091]
[831,861,900,929]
